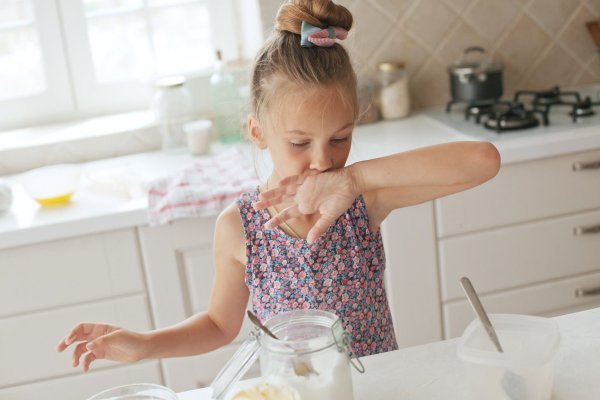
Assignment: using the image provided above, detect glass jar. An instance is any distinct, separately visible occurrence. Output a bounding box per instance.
[210,310,364,400]
[377,61,411,120]
[210,50,243,143]
[151,75,191,151]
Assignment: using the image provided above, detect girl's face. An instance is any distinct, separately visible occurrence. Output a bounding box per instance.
[256,86,356,181]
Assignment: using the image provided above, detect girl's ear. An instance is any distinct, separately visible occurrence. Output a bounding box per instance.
[247,115,267,149]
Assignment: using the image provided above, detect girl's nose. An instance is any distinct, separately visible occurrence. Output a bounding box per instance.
[309,148,333,172]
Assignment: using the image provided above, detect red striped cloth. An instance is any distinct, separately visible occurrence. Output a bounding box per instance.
[147,147,259,226]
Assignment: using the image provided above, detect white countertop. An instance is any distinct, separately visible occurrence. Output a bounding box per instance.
[2,111,600,249]
[177,307,600,400]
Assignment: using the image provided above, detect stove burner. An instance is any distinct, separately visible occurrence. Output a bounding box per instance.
[569,96,597,118]
[483,103,546,132]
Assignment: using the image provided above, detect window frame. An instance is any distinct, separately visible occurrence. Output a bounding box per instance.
[0,0,261,133]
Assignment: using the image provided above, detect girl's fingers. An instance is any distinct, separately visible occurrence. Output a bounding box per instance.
[307,215,336,244]
[82,351,97,372]
[265,205,301,229]
[57,323,114,352]
[72,341,89,367]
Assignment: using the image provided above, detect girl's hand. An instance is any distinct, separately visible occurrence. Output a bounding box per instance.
[56,323,148,372]
[254,168,359,243]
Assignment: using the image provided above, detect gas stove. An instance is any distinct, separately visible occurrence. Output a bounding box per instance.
[427,84,600,141]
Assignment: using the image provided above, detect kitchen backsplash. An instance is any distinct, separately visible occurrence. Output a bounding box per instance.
[260,0,600,109]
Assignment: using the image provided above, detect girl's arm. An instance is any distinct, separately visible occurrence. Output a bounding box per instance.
[255,141,500,243]
[352,141,500,228]
[57,203,249,371]
[144,204,249,358]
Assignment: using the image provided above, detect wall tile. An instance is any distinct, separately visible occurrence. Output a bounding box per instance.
[369,0,419,21]
[434,20,490,65]
[559,5,598,64]
[347,1,395,65]
[526,44,583,89]
[586,0,600,16]
[370,27,431,77]
[442,0,475,14]
[402,0,457,52]
[465,0,520,44]
[527,0,581,34]
[411,58,449,108]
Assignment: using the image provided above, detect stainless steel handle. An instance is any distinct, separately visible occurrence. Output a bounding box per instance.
[575,286,600,298]
[460,277,504,353]
[572,160,600,171]
[573,224,600,236]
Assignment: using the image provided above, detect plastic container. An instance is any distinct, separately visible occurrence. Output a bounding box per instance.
[21,164,80,206]
[87,383,177,400]
[184,120,213,155]
[211,310,362,400]
[457,314,560,400]
[151,75,192,151]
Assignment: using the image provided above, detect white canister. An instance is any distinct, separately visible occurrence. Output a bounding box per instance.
[378,62,411,120]
[184,120,213,155]
[0,179,13,213]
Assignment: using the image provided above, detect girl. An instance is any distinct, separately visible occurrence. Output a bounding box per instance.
[57,0,500,371]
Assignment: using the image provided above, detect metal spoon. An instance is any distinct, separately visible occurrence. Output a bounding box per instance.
[246,310,317,377]
[460,277,527,400]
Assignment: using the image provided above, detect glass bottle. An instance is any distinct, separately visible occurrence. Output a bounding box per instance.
[151,76,191,151]
[377,62,411,120]
[210,50,243,143]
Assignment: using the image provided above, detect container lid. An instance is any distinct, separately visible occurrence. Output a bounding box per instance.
[209,334,261,400]
[377,61,405,71]
[448,46,502,76]
[155,75,186,89]
[457,314,560,369]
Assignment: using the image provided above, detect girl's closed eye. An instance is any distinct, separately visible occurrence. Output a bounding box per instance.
[290,141,310,148]
[331,136,349,144]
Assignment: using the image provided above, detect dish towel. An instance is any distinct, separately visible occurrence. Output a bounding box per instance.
[147,147,259,226]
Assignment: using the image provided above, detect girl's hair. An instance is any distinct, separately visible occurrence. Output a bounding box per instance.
[250,0,358,127]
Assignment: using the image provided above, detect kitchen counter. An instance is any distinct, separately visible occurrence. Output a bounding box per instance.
[2,110,600,249]
[177,307,600,400]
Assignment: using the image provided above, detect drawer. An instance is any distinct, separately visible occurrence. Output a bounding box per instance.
[442,271,600,338]
[435,149,600,237]
[0,362,161,400]
[439,209,600,301]
[0,295,152,387]
[0,229,144,317]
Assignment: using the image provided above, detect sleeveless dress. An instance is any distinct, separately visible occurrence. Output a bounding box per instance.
[237,189,398,357]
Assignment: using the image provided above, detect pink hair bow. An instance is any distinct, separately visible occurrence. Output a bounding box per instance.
[300,21,348,48]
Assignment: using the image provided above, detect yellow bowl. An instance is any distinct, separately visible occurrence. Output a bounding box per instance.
[21,164,80,206]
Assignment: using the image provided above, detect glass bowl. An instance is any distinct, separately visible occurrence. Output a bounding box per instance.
[21,164,80,206]
[87,383,178,400]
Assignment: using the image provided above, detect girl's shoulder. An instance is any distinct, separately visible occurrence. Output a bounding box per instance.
[215,201,247,265]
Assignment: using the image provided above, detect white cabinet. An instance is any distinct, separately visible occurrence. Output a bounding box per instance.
[138,217,258,393]
[0,229,161,398]
[436,149,600,339]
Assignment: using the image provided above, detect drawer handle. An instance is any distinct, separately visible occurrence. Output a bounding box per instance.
[572,160,600,171]
[575,287,600,298]
[573,224,600,236]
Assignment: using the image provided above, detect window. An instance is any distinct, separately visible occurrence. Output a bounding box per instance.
[0,0,262,132]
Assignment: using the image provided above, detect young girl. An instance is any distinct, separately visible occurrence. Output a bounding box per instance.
[57,0,500,371]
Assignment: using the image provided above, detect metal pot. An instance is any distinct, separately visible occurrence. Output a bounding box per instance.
[448,47,503,102]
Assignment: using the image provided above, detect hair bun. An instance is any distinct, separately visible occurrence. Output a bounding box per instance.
[275,0,353,35]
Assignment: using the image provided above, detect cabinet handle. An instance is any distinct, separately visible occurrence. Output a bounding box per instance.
[575,287,600,298]
[572,160,600,171]
[573,224,600,236]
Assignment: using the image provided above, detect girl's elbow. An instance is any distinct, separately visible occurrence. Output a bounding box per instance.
[477,142,501,181]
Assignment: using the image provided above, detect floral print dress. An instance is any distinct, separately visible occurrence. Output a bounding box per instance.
[237,189,398,357]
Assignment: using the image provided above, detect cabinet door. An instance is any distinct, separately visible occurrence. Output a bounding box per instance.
[442,271,600,338]
[0,362,161,400]
[0,295,152,388]
[0,228,144,317]
[380,202,442,347]
[138,217,256,393]
[435,149,600,237]
[438,209,600,302]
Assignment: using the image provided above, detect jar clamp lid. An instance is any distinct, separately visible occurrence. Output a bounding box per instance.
[377,61,405,71]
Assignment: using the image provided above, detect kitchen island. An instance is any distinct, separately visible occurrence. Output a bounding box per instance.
[178,307,600,399]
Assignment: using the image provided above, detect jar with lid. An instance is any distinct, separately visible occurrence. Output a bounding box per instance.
[210,50,243,143]
[209,309,364,400]
[377,62,411,120]
[151,75,192,151]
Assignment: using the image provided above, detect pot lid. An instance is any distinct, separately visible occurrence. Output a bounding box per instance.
[448,46,502,75]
